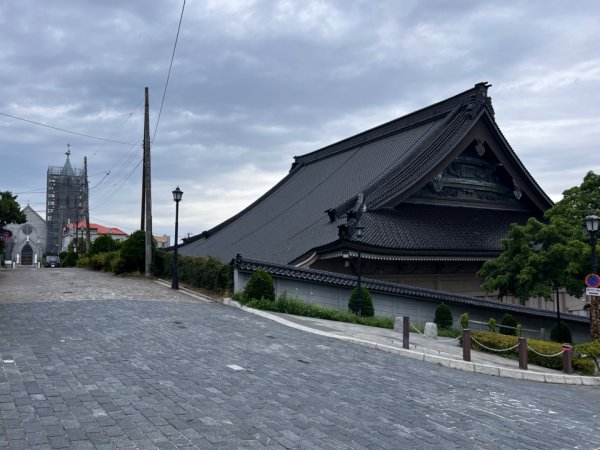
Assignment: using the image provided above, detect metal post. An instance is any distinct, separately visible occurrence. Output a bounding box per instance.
[518,337,527,370]
[555,286,562,342]
[462,329,471,362]
[171,199,180,290]
[592,232,597,275]
[403,316,409,349]
[562,344,573,374]
[356,246,362,316]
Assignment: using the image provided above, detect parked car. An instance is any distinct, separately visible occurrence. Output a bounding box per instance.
[44,255,61,268]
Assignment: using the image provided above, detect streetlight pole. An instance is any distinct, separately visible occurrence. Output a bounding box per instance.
[355,225,364,316]
[584,210,599,340]
[171,186,183,290]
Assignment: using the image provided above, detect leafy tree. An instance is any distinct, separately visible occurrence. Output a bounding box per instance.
[89,235,120,255]
[478,172,600,303]
[0,191,26,253]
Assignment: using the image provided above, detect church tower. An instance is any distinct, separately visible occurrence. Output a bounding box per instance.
[46,145,86,254]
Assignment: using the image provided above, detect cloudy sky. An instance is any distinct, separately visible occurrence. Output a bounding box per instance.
[1,0,600,242]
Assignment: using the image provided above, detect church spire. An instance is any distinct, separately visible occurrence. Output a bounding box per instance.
[61,143,74,175]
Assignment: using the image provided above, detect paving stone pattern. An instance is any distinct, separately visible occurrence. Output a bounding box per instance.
[1,268,600,449]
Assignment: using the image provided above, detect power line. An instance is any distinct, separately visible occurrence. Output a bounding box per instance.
[152,0,186,144]
[0,111,137,146]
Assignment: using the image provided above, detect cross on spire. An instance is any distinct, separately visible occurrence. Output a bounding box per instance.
[66,143,71,159]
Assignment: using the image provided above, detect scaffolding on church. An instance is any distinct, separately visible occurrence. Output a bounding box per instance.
[46,149,87,255]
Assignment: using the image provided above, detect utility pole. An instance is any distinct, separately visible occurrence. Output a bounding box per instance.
[83,156,91,253]
[143,87,153,277]
[141,141,145,231]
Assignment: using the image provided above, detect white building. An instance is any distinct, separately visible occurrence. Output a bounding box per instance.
[4,205,48,266]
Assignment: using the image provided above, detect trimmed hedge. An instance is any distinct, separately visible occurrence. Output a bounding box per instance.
[240,293,393,329]
[152,251,232,294]
[471,331,596,376]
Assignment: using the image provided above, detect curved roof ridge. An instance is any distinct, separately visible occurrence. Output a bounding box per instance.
[292,82,490,169]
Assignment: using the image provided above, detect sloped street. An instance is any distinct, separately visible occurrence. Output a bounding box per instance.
[1,267,599,449]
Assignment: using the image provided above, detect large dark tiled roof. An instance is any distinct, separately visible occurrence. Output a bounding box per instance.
[181,83,551,265]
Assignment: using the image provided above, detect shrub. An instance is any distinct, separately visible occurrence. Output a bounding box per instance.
[244,293,393,329]
[60,245,78,267]
[550,321,572,343]
[114,230,146,274]
[488,318,496,333]
[89,235,120,255]
[574,341,600,372]
[244,269,275,301]
[459,313,469,329]
[348,286,374,317]
[470,331,595,376]
[515,324,522,337]
[499,313,518,335]
[434,303,453,329]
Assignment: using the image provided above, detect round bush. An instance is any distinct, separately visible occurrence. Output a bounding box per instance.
[434,303,453,329]
[348,286,374,317]
[499,313,518,335]
[550,321,572,343]
[244,269,275,301]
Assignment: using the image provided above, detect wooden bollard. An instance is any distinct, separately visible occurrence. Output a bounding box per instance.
[518,337,527,370]
[462,329,471,362]
[562,344,573,374]
[403,316,409,349]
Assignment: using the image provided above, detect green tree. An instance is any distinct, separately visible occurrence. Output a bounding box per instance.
[478,216,587,303]
[478,171,600,340]
[0,191,27,254]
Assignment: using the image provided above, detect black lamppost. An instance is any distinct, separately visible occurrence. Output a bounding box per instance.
[171,186,183,290]
[584,210,599,274]
[355,224,364,316]
[584,210,599,340]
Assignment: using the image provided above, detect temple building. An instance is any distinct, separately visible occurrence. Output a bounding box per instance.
[180,83,556,305]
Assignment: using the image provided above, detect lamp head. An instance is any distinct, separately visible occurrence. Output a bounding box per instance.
[172,186,183,202]
[585,213,600,233]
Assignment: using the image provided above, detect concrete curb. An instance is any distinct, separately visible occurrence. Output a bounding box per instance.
[227,302,600,386]
[153,279,214,303]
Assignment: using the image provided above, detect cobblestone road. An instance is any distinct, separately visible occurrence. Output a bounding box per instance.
[1,268,600,449]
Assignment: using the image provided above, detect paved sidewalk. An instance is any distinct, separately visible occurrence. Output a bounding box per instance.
[223,299,600,386]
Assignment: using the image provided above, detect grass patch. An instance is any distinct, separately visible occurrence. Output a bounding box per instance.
[240,294,394,329]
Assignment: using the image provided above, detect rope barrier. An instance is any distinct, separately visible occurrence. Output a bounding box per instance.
[526,346,564,358]
[409,322,461,342]
[470,336,519,353]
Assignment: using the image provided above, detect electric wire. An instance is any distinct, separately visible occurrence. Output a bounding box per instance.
[0,111,137,146]
[152,0,186,144]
